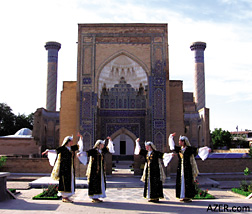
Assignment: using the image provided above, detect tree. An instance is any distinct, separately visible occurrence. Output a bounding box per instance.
[211,128,232,149]
[0,103,34,136]
[14,113,33,132]
[0,103,15,136]
[235,135,247,148]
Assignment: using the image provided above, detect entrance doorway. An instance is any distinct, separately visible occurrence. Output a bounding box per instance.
[120,141,126,155]
[112,134,134,161]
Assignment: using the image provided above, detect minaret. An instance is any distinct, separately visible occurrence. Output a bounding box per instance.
[44,41,61,111]
[190,42,206,111]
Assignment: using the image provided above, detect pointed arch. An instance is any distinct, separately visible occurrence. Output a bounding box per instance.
[154,131,164,152]
[110,127,137,143]
[95,50,150,96]
[83,131,92,150]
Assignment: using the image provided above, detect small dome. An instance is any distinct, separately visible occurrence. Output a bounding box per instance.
[14,128,32,136]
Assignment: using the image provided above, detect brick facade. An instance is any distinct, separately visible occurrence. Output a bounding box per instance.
[0,138,39,156]
[60,81,77,145]
[1,156,250,175]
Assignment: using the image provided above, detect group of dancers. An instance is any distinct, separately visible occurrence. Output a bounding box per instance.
[42,133,210,203]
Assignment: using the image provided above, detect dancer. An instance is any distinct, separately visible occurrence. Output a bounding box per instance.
[134,138,173,203]
[169,133,210,202]
[42,135,78,203]
[77,135,115,203]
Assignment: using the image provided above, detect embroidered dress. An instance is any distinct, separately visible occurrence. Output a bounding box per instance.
[140,149,164,200]
[134,139,173,201]
[175,146,198,199]
[46,140,78,198]
[77,138,115,200]
[86,148,108,199]
[168,134,210,200]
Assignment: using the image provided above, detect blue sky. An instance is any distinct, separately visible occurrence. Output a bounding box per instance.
[0,0,251,132]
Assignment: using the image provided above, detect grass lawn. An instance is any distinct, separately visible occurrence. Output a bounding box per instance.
[231,188,251,197]
[194,193,215,199]
[32,192,61,200]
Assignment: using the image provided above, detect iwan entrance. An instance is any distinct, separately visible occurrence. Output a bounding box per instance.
[76,24,169,176]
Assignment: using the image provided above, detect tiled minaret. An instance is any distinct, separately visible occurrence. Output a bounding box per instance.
[190,42,206,111]
[44,41,61,111]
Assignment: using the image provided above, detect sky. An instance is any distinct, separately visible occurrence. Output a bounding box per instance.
[0,0,251,132]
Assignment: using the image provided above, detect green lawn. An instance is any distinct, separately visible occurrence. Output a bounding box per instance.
[194,193,215,199]
[231,188,251,197]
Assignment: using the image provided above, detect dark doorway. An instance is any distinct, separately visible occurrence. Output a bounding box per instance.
[120,141,126,154]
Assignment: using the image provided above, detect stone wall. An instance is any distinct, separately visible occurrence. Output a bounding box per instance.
[0,138,39,156]
[196,158,251,173]
[1,157,52,173]
[2,156,251,175]
[1,157,87,176]
[169,156,251,174]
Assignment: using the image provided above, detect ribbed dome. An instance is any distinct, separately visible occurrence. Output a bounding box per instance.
[14,128,32,136]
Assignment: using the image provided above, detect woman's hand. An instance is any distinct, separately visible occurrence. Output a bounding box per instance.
[77,132,83,139]
[42,150,48,156]
[171,132,176,137]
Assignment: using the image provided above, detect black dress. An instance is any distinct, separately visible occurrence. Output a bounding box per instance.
[139,149,164,200]
[86,147,108,196]
[174,146,198,199]
[56,145,78,193]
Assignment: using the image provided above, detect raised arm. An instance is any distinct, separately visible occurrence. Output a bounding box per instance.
[168,133,176,151]
[76,133,88,165]
[134,138,141,155]
[107,136,115,153]
[77,133,84,153]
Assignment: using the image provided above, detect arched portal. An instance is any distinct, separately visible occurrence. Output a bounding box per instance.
[97,53,149,149]
[77,24,168,176]
[110,128,137,161]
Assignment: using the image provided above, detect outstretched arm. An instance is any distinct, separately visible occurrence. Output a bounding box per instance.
[163,153,174,167]
[198,146,211,161]
[42,149,57,166]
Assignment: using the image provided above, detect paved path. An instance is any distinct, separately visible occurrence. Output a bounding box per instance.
[1,187,252,214]
[2,163,252,213]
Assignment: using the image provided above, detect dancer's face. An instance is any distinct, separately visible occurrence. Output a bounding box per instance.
[145,145,152,151]
[179,140,185,147]
[98,143,104,149]
[66,140,73,147]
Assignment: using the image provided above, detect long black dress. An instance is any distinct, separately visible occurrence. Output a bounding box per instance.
[56,145,78,193]
[174,146,198,199]
[139,149,164,200]
[86,147,108,197]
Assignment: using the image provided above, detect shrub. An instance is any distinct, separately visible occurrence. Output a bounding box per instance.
[42,184,58,197]
[0,156,7,168]
[240,180,249,192]
[194,180,214,199]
